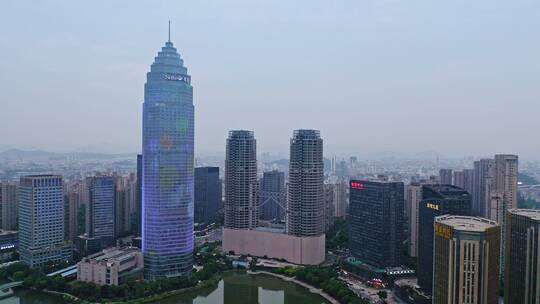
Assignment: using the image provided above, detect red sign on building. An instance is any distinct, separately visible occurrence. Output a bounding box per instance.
[351,182,365,190]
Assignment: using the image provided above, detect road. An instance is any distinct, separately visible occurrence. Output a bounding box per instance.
[249,270,340,304]
[339,273,405,304]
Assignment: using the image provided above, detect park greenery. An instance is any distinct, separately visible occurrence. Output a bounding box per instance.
[273,266,369,304]
[326,219,349,251]
[0,244,232,303]
[518,193,540,209]
[0,241,374,304]
[518,173,539,185]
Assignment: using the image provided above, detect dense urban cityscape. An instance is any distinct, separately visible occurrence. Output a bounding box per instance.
[1,2,540,304]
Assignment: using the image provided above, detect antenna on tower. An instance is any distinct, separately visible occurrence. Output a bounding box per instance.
[168,20,171,42]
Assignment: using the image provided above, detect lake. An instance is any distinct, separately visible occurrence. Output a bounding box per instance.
[0,289,68,304]
[1,272,331,304]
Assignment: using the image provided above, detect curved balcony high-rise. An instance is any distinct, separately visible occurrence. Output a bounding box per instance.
[287,129,324,237]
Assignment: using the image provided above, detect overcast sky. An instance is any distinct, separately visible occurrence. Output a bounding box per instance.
[0,0,538,159]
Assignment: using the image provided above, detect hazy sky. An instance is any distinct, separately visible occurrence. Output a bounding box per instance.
[1,0,539,159]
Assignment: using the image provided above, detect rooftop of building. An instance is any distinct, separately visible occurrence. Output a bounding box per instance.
[508,209,540,221]
[423,184,470,198]
[255,226,286,234]
[21,174,61,179]
[293,129,320,138]
[194,166,219,172]
[435,215,498,232]
[228,130,255,138]
[84,247,141,263]
[350,179,403,185]
[495,154,518,159]
[0,230,18,236]
[344,257,385,272]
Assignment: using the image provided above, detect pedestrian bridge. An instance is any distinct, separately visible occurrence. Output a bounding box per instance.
[0,281,23,299]
[47,264,77,278]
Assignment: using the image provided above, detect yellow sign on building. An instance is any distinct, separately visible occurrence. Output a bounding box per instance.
[426,203,440,210]
[435,223,453,239]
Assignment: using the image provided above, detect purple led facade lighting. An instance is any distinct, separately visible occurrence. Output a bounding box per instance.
[142,38,194,280]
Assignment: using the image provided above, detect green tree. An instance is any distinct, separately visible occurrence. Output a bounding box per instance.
[12,271,25,281]
[49,275,68,292]
[134,282,146,298]
[378,290,388,300]
[326,219,349,250]
[35,277,49,290]
[249,258,258,270]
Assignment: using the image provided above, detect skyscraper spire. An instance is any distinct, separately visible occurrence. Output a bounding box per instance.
[168,20,171,42]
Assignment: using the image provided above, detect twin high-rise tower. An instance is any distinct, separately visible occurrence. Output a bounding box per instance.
[224,129,325,237]
[224,131,258,230]
[142,34,194,280]
[222,130,326,265]
[288,130,325,237]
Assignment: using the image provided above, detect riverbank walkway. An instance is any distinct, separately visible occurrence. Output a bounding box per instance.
[248,270,340,304]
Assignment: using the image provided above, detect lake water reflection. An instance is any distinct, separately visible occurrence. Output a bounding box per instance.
[155,272,331,304]
[2,272,331,304]
[1,289,68,304]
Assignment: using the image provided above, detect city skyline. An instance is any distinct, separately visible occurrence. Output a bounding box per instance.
[0,2,538,303]
[1,1,539,159]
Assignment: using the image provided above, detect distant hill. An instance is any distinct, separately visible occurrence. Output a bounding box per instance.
[519,173,539,185]
[0,149,57,159]
[264,159,289,167]
[0,149,135,161]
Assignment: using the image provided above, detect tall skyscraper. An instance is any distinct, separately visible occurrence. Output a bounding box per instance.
[142,34,194,280]
[417,185,472,294]
[87,176,115,247]
[494,154,518,210]
[494,154,518,279]
[432,215,500,304]
[439,169,453,185]
[327,178,348,219]
[487,191,504,223]
[113,175,129,238]
[114,176,135,237]
[406,183,422,257]
[259,170,286,222]
[287,130,324,237]
[224,130,258,230]
[473,159,494,217]
[335,160,348,178]
[18,175,71,268]
[349,180,404,268]
[462,168,474,195]
[78,179,90,207]
[1,182,18,231]
[194,167,221,224]
[136,154,142,237]
[64,185,79,241]
[452,170,464,189]
[504,209,540,304]
[323,183,335,231]
[127,174,137,234]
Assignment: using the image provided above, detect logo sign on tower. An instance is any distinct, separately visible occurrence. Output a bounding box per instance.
[351,182,365,190]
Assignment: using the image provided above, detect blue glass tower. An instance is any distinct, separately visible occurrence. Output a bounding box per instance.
[86,176,115,247]
[142,33,194,280]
